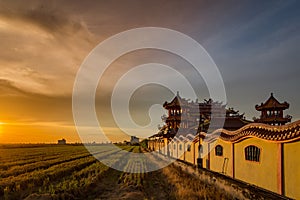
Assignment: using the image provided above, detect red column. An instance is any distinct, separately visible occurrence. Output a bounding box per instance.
[277,143,285,195]
[207,143,210,170]
[232,143,235,179]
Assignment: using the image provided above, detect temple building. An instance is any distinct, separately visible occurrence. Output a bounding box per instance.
[254,93,292,125]
[149,92,251,155]
[157,92,250,137]
[162,92,199,132]
[148,93,300,199]
[223,107,251,130]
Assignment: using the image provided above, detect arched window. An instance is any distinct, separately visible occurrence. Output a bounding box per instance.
[215,145,223,156]
[187,144,191,152]
[173,144,176,150]
[179,144,182,150]
[245,145,261,162]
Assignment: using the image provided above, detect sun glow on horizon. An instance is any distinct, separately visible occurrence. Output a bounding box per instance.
[0,121,5,136]
[0,120,129,144]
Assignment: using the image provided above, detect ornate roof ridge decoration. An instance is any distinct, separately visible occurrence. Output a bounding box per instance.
[255,92,289,110]
[209,120,300,143]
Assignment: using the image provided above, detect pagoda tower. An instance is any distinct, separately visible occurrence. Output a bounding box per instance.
[254,93,292,125]
[162,92,199,131]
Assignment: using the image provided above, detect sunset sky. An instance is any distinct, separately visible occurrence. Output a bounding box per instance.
[0,0,299,143]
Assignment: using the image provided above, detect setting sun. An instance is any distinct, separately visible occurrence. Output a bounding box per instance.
[0,121,5,128]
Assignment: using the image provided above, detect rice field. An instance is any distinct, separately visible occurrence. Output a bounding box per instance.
[0,144,239,200]
[0,144,134,199]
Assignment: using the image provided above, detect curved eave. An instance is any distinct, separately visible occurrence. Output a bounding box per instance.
[255,103,289,111]
[210,120,300,143]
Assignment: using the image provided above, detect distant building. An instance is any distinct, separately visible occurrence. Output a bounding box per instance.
[130,136,139,145]
[58,138,66,145]
[254,93,292,125]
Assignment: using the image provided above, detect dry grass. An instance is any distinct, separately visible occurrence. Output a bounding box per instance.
[161,163,234,200]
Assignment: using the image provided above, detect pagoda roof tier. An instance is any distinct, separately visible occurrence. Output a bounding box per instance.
[255,93,289,111]
[163,92,198,109]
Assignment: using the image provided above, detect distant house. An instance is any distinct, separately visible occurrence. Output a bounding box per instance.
[130,136,139,145]
[58,138,66,145]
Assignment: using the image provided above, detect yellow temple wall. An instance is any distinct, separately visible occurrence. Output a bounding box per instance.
[178,141,185,160]
[172,141,179,158]
[209,140,233,177]
[284,140,300,199]
[201,142,209,169]
[148,121,300,200]
[172,142,176,158]
[193,142,201,166]
[169,141,174,157]
[234,138,279,194]
[184,142,194,164]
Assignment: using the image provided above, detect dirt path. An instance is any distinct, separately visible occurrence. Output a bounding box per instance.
[91,168,175,200]
[87,147,235,200]
[89,147,175,200]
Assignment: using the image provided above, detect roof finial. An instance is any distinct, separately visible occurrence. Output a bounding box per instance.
[176,91,179,96]
[271,92,273,97]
